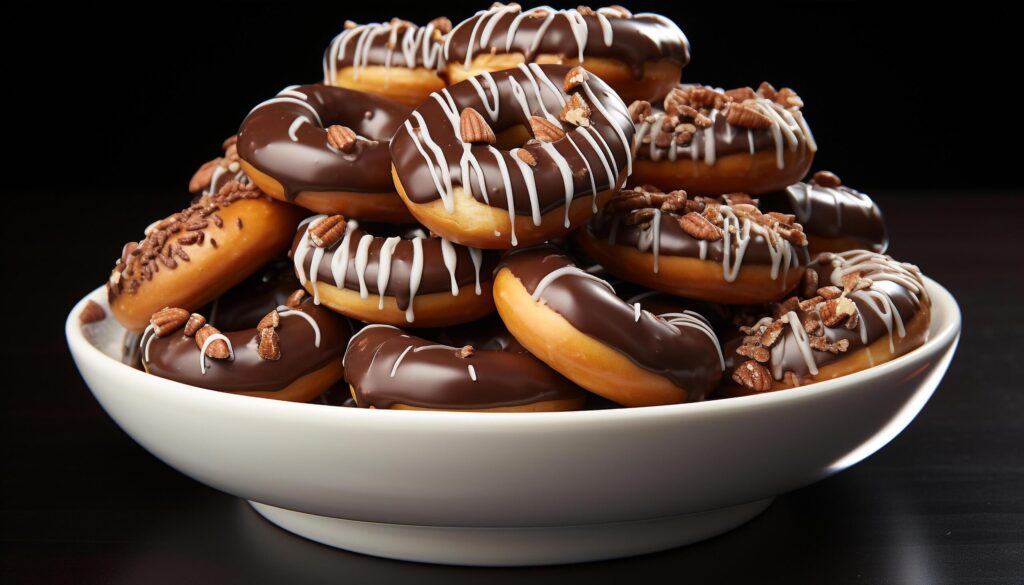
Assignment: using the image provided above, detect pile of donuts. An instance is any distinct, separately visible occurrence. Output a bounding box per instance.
[81,4,931,411]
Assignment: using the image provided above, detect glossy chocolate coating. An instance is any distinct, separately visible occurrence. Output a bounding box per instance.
[390,64,633,215]
[237,85,411,197]
[203,260,300,331]
[422,314,527,353]
[143,299,351,393]
[445,7,690,78]
[290,221,498,312]
[497,246,723,399]
[344,325,583,409]
[760,180,889,253]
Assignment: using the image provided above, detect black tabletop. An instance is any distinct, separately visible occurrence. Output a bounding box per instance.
[3,192,1022,584]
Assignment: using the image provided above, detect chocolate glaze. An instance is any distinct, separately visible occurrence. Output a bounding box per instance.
[237,85,411,197]
[760,180,889,253]
[202,260,300,331]
[422,314,527,353]
[290,218,498,315]
[323,20,447,77]
[344,325,584,409]
[444,6,690,78]
[497,246,723,399]
[390,64,633,219]
[142,299,351,393]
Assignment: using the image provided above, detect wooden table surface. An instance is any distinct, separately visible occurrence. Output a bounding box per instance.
[3,192,1022,584]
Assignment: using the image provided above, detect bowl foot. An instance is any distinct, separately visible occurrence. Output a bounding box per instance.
[248,498,773,566]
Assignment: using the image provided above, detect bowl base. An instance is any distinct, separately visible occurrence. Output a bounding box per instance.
[248,498,773,566]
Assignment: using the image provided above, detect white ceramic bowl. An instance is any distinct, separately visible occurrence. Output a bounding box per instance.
[67,279,961,566]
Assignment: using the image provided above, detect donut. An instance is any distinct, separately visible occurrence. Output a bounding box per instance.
[323,18,450,107]
[422,313,528,353]
[721,250,930,396]
[444,4,690,104]
[627,82,817,195]
[390,63,633,249]
[237,84,414,222]
[290,215,499,326]
[140,297,351,402]
[343,324,585,412]
[759,170,889,255]
[493,246,724,407]
[106,182,306,332]
[574,186,808,304]
[200,259,301,331]
[188,135,247,198]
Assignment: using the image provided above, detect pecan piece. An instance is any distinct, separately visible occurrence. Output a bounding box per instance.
[678,212,723,241]
[756,81,778,100]
[309,215,347,248]
[663,88,690,115]
[195,325,231,359]
[801,267,819,298]
[150,307,190,336]
[809,336,850,354]
[733,360,773,392]
[559,93,592,127]
[736,343,770,363]
[775,87,803,108]
[624,208,657,226]
[456,345,474,359]
[429,16,452,34]
[326,125,358,153]
[79,300,106,324]
[460,108,496,144]
[759,317,786,347]
[563,66,589,92]
[529,115,566,142]
[725,86,756,102]
[688,86,728,110]
[257,327,282,361]
[183,313,206,337]
[516,148,537,166]
[286,289,306,308]
[724,102,772,129]
[627,100,652,124]
[819,297,857,327]
[811,170,842,188]
[257,310,280,331]
[817,286,842,299]
[188,158,221,193]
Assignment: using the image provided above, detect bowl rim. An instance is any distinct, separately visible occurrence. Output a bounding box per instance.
[67,277,961,426]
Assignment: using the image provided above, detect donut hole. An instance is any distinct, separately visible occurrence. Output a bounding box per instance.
[494,124,533,150]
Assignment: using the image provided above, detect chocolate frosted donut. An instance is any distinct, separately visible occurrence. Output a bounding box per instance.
[343,325,585,411]
[628,83,816,195]
[237,84,414,221]
[202,260,301,331]
[760,171,889,254]
[391,63,633,249]
[575,187,808,304]
[291,215,498,326]
[323,18,450,107]
[493,246,724,407]
[141,298,351,402]
[723,250,930,395]
[444,4,690,103]
[188,135,248,198]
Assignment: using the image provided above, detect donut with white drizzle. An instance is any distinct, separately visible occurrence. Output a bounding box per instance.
[237,84,414,222]
[759,170,889,255]
[444,4,689,104]
[574,186,809,304]
[291,215,499,327]
[720,250,931,396]
[141,297,352,402]
[390,63,634,249]
[627,82,816,196]
[343,324,585,411]
[323,17,450,107]
[493,246,724,407]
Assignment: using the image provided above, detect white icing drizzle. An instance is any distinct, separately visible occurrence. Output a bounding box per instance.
[199,333,234,375]
[468,364,478,382]
[634,209,662,273]
[770,311,818,379]
[287,116,309,142]
[375,237,402,309]
[440,238,460,295]
[785,182,876,231]
[718,206,793,283]
[344,324,400,367]
[390,345,414,377]
[277,305,322,348]
[531,266,616,301]
[406,237,423,323]
[354,234,375,298]
[658,311,725,370]
[469,247,483,294]
[248,92,323,127]
[141,324,155,363]
[633,302,642,322]
[324,20,445,84]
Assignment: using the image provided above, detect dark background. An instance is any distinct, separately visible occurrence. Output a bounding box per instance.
[3,3,1023,584]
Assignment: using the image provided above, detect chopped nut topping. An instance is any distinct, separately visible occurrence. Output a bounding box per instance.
[678,211,724,241]
[576,5,596,16]
[663,88,690,116]
[737,343,770,363]
[724,101,772,129]
[257,310,280,331]
[183,313,206,337]
[516,148,537,166]
[819,297,857,327]
[79,300,106,324]
[188,158,221,194]
[757,81,777,100]
[817,286,842,299]
[809,336,850,354]
[559,93,592,127]
[624,208,657,226]
[732,360,773,391]
[257,327,282,361]
[563,66,589,92]
[429,16,452,34]
[286,289,306,308]
[459,108,496,144]
[528,115,566,142]
[627,100,652,124]
[603,4,632,17]
[150,307,190,337]
[759,318,786,347]
[456,345,474,359]
[326,125,358,153]
[309,215,347,248]
[195,325,230,359]
[725,87,756,102]
[811,170,842,188]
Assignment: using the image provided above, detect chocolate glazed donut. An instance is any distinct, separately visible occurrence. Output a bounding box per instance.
[343,325,585,412]
[291,215,499,327]
[141,298,351,402]
[444,4,690,103]
[237,85,414,222]
[493,246,724,407]
[390,63,634,249]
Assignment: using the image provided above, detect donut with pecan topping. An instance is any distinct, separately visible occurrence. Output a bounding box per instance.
[324,17,450,107]
[759,171,889,255]
[390,63,633,249]
[106,182,306,332]
[573,186,808,304]
[628,83,816,195]
[343,324,585,411]
[493,246,724,407]
[444,4,689,104]
[140,296,351,402]
[720,250,931,396]
[237,85,414,221]
[290,215,499,326]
